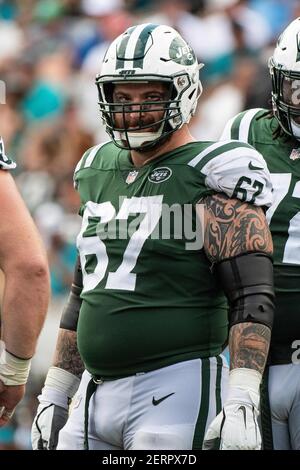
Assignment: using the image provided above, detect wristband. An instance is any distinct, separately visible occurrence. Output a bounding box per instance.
[44,366,80,398]
[0,349,31,386]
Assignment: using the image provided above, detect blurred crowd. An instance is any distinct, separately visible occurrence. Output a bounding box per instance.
[0,0,299,449]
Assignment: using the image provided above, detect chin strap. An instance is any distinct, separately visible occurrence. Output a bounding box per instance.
[119,123,164,148]
[291,120,300,139]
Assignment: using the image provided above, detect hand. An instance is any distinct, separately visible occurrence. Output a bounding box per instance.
[0,379,25,426]
[203,368,262,450]
[31,400,68,450]
[202,401,261,450]
[31,367,80,450]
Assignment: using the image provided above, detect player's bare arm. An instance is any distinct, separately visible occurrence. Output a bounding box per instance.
[203,193,273,375]
[0,171,50,426]
[53,329,84,378]
[30,329,83,450]
[31,258,83,449]
[203,192,273,263]
[202,193,274,450]
[0,171,50,358]
[52,256,84,378]
[228,322,271,373]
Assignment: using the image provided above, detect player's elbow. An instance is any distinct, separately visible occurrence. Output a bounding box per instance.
[25,256,50,283]
[11,255,50,288]
[19,257,50,317]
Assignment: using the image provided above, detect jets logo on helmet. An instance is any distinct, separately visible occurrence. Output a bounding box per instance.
[96,23,203,150]
[169,37,196,66]
[119,70,136,76]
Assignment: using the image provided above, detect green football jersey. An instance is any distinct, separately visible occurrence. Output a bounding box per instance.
[74,139,272,378]
[221,108,300,364]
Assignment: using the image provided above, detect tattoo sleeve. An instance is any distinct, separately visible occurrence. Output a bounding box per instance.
[229,322,271,374]
[202,192,273,374]
[53,328,84,378]
[202,193,273,263]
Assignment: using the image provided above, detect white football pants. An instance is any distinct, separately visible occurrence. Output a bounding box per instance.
[57,356,228,450]
[268,363,300,450]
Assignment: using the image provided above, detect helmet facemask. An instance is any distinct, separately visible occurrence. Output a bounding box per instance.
[270,57,300,138]
[96,75,192,151]
[269,18,300,140]
[95,24,203,151]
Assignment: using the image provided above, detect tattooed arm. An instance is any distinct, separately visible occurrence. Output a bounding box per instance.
[53,329,84,378]
[228,323,270,373]
[31,329,83,450]
[202,193,275,450]
[203,192,273,263]
[203,192,273,374]
[31,260,83,450]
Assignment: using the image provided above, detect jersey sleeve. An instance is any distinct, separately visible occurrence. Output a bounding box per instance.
[190,140,273,207]
[0,137,16,170]
[74,142,111,176]
[73,142,111,216]
[73,142,110,187]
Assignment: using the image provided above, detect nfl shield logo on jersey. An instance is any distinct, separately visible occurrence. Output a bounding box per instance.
[125,170,139,184]
[289,148,300,161]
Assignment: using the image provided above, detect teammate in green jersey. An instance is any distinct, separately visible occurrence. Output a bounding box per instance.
[32,24,274,450]
[220,18,300,450]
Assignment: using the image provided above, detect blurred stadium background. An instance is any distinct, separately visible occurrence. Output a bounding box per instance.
[0,0,299,449]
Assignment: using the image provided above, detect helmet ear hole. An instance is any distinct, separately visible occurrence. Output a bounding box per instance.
[188,89,196,101]
[104,83,114,102]
[169,83,177,100]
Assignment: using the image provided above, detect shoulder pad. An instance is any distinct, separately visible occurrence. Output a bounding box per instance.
[189,140,272,207]
[220,108,265,142]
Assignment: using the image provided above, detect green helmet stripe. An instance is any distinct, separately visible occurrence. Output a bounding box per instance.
[116,24,160,70]
[132,24,159,68]
[116,26,136,69]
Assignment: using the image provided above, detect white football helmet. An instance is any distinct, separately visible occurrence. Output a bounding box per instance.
[269,18,300,139]
[96,23,203,150]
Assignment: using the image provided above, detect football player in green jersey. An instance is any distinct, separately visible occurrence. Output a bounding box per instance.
[220,18,300,450]
[32,24,274,450]
[0,137,50,427]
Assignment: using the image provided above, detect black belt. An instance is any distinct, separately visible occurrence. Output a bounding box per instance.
[260,367,274,450]
[84,377,103,450]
